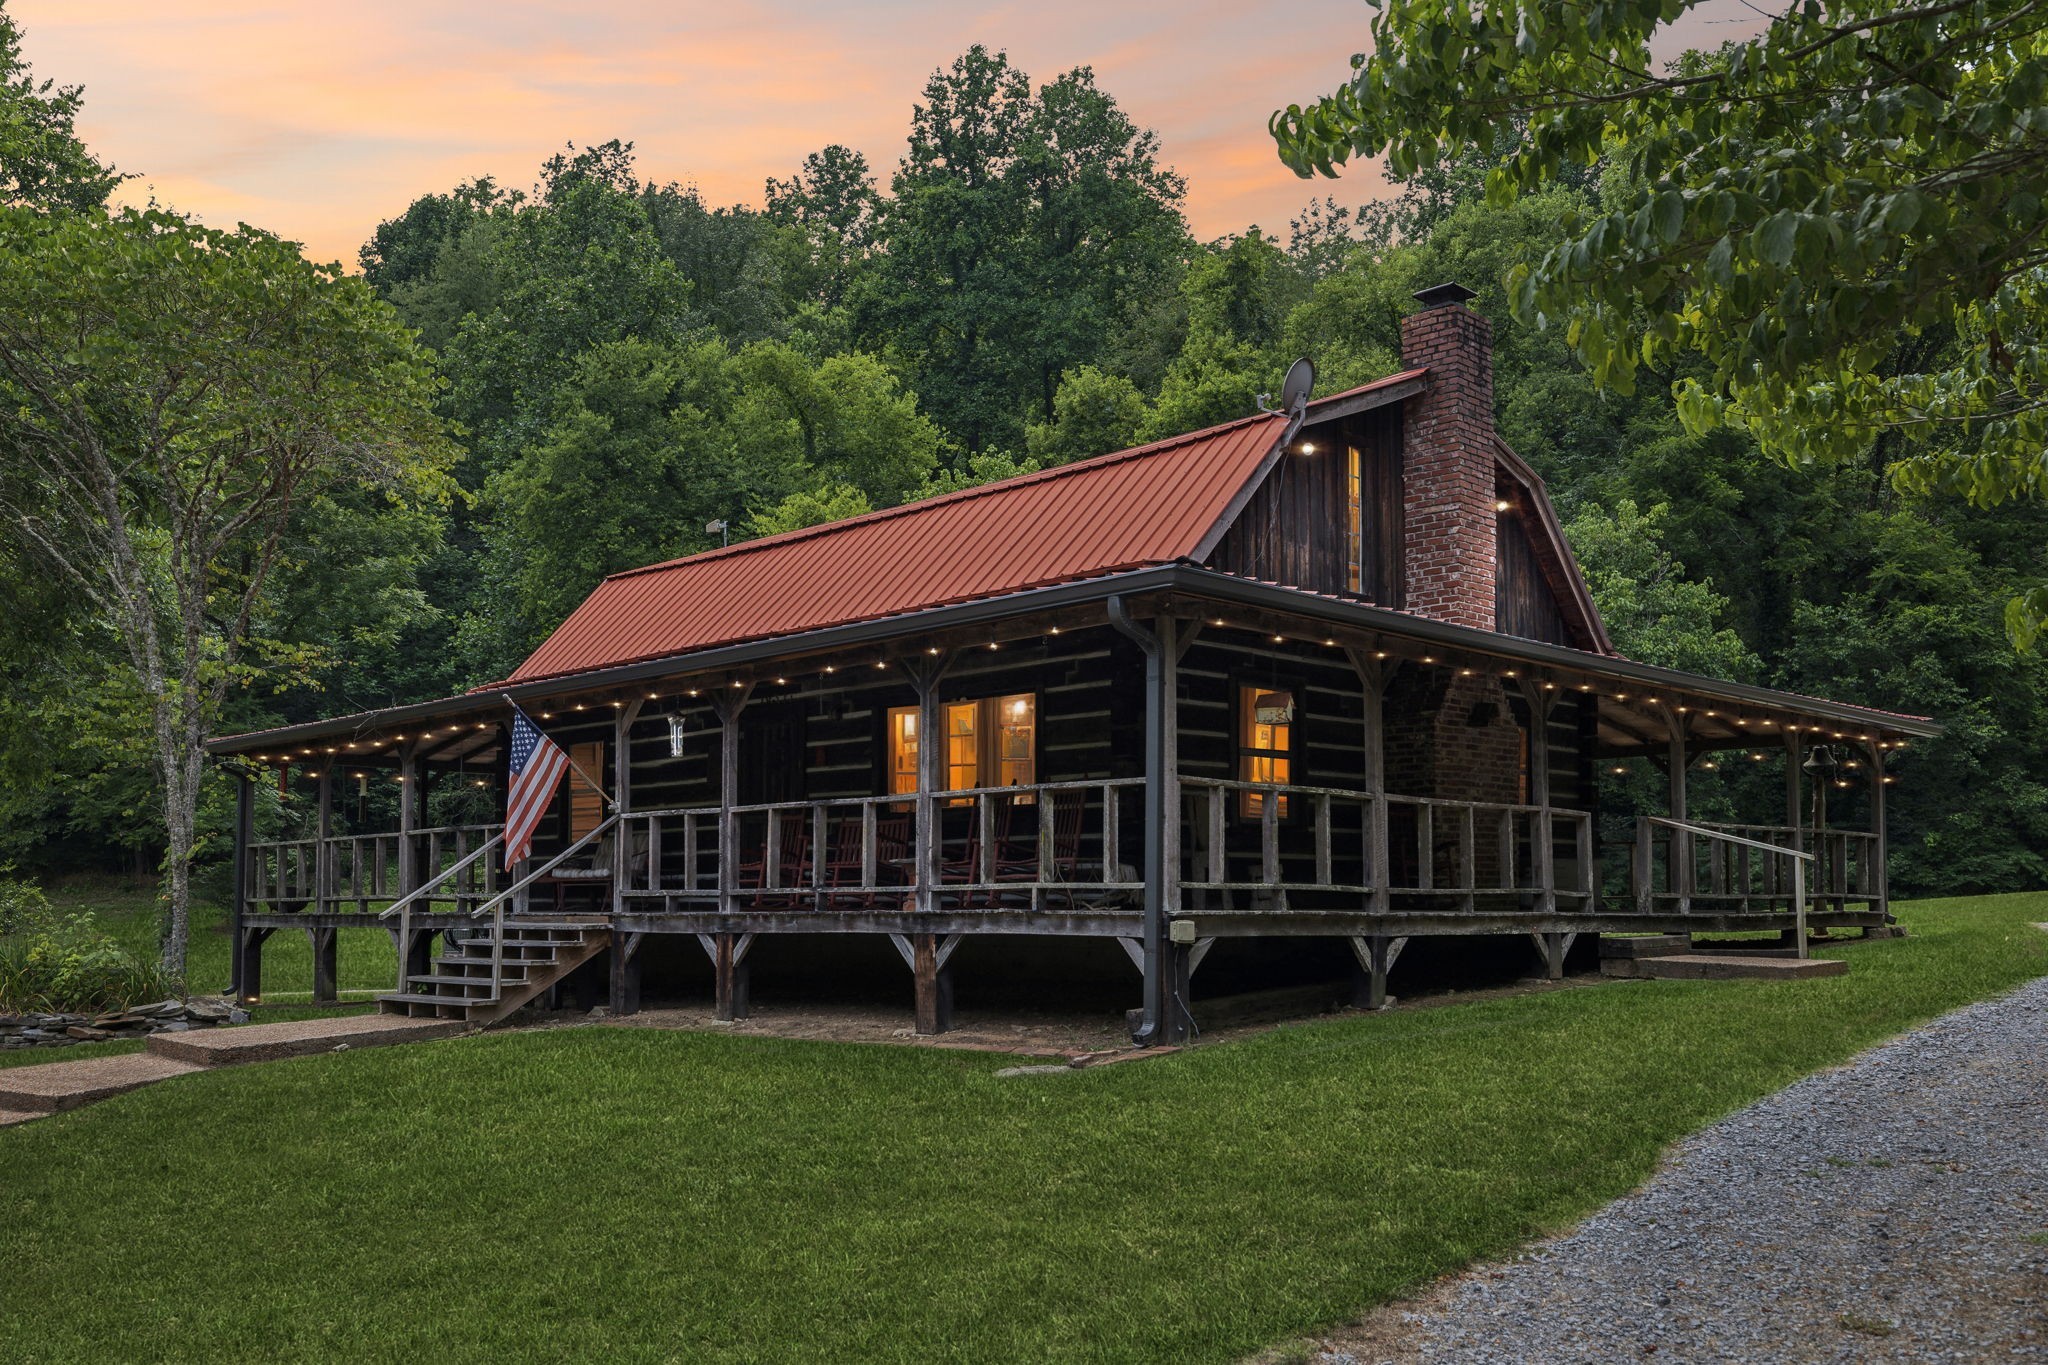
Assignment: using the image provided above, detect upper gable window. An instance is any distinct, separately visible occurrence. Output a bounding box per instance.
[1346,444,1364,594]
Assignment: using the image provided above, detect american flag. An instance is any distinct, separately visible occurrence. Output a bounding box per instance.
[504,706,569,869]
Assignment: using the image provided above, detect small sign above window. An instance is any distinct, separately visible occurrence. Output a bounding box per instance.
[1254,691,1295,726]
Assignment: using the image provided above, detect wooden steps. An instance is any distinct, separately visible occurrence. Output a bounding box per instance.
[379,921,610,1026]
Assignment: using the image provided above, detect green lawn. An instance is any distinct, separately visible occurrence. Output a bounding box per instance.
[2,893,2044,1364]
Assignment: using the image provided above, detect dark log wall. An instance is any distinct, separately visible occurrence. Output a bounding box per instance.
[513,623,1602,905]
[1207,406,1403,607]
[1177,633,1373,902]
[1495,513,1574,646]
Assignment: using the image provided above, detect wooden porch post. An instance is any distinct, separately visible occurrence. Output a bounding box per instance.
[1155,618,1193,1044]
[230,771,254,1001]
[1346,651,1391,917]
[612,700,643,916]
[891,932,961,1035]
[906,655,950,915]
[309,926,338,1003]
[236,926,273,1004]
[314,765,334,914]
[1867,739,1890,926]
[1106,598,1175,1044]
[1663,708,1691,913]
[1520,682,1557,916]
[712,686,753,917]
[1783,729,1804,937]
[396,740,420,896]
[610,930,644,1016]
[1348,934,1406,1009]
[701,932,753,1021]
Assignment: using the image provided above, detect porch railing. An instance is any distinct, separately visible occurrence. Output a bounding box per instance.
[1179,778,1596,910]
[1640,818,1817,955]
[619,779,1146,912]
[245,823,504,914]
[1624,819,1875,915]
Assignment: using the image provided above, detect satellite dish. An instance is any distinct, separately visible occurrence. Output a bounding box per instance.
[1280,357,1315,415]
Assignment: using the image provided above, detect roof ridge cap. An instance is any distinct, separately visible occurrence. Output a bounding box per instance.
[603,408,1289,583]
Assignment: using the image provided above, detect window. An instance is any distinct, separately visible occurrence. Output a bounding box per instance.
[946,700,979,792]
[1238,686,1294,818]
[888,708,920,796]
[995,693,1036,789]
[888,693,1037,796]
[1346,444,1363,594]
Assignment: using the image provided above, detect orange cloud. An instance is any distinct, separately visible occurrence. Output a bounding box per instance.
[13,0,1765,267]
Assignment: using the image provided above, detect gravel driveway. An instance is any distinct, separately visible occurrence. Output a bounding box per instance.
[1312,974,2048,1363]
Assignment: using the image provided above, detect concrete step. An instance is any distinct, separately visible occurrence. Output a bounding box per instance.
[1604,953,1848,982]
[0,1108,41,1126]
[1598,933,1692,960]
[0,1053,205,1113]
[146,1012,464,1065]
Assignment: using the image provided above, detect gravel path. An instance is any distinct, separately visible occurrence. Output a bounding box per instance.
[1314,975,2048,1363]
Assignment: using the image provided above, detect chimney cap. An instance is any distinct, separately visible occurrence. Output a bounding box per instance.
[1413,281,1477,309]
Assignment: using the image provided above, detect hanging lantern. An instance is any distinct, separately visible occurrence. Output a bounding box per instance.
[667,712,688,759]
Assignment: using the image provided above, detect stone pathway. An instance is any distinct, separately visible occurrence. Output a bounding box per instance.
[0,1011,464,1123]
[1302,975,2048,1363]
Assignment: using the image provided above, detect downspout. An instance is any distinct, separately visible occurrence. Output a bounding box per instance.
[1107,594,1166,1046]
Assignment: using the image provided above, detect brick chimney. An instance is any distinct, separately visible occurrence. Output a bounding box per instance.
[1399,283,1497,631]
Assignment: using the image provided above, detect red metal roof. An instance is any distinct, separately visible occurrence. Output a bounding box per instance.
[504,410,1292,685]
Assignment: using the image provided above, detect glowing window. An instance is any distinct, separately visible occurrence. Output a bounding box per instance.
[1346,444,1363,594]
[1238,686,1294,818]
[946,700,980,792]
[887,707,919,796]
[887,694,1036,795]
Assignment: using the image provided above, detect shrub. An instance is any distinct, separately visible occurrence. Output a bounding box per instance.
[0,912,171,1015]
[0,870,52,938]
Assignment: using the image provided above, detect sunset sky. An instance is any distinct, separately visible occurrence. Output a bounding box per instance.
[17,2,1760,269]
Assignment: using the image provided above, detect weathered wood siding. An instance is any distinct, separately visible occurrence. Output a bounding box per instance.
[1495,513,1574,646]
[1207,407,1403,607]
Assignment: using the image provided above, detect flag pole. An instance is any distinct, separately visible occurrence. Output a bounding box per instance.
[504,696,611,805]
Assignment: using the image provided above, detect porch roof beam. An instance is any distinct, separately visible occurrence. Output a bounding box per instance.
[210,563,1939,759]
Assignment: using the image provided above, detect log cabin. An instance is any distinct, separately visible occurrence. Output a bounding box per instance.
[208,283,1938,1041]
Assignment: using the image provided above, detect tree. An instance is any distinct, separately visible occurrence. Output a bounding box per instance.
[872,47,1188,454]
[748,484,875,537]
[1143,232,1302,439]
[442,165,692,472]
[1273,1,2048,640]
[358,177,516,293]
[1026,365,1148,463]
[765,144,881,310]
[0,5,119,211]
[1564,500,1758,678]
[0,207,455,978]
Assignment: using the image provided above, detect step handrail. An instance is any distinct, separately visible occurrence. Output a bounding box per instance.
[376,833,505,921]
[469,813,621,921]
[1644,817,1812,958]
[1644,817,1815,862]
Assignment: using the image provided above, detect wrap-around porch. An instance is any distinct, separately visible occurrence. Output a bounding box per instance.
[223,571,1916,1039]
